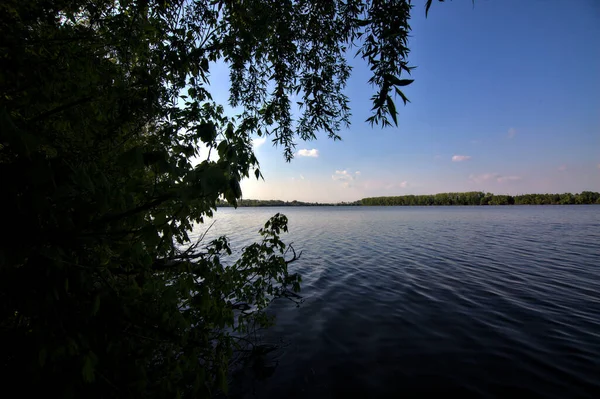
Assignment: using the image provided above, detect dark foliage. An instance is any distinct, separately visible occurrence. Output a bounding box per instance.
[0,0,444,397]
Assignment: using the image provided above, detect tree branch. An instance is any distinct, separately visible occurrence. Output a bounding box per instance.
[30,96,94,122]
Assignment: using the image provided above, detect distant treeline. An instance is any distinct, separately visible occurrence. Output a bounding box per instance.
[361,191,600,206]
[217,199,360,207]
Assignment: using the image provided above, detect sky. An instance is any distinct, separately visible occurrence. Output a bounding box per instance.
[210,0,600,203]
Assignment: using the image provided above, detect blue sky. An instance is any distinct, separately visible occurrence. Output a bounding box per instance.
[213,0,600,202]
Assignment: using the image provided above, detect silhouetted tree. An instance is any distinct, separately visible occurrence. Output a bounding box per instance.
[1,0,442,397]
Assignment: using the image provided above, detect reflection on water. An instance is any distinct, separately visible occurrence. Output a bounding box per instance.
[193,206,600,398]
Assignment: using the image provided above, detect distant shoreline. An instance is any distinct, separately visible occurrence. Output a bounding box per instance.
[218,191,600,207]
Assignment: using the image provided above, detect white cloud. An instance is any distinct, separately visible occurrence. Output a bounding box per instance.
[508,128,517,138]
[384,181,409,190]
[292,174,307,182]
[297,148,319,158]
[332,169,362,188]
[470,173,521,184]
[253,136,267,148]
[332,170,354,181]
[469,173,497,184]
[558,165,567,171]
[452,155,472,162]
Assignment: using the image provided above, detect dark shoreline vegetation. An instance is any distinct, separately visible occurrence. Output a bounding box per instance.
[218,191,600,207]
[217,199,360,207]
[361,191,600,206]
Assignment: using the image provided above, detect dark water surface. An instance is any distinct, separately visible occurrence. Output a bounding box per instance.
[194,206,600,398]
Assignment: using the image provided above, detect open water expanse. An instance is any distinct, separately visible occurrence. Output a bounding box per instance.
[193,206,600,398]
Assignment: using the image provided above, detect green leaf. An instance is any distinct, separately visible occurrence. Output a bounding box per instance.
[197,122,217,143]
[82,354,96,383]
[386,74,414,87]
[154,211,167,226]
[426,0,434,17]
[217,367,227,393]
[394,79,414,87]
[386,95,398,126]
[395,87,411,105]
[91,295,100,316]
[217,141,229,158]
[201,58,209,72]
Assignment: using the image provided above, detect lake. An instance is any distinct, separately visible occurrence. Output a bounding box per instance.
[192,206,600,398]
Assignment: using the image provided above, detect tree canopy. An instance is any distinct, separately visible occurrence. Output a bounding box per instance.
[361,192,600,206]
[0,0,441,397]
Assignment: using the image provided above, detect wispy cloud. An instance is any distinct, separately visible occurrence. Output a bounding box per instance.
[384,181,408,190]
[597,164,600,170]
[297,148,319,158]
[470,173,521,184]
[558,165,567,171]
[452,155,472,162]
[469,173,498,184]
[292,174,307,182]
[253,136,267,148]
[333,170,362,188]
[332,170,354,182]
[508,128,517,138]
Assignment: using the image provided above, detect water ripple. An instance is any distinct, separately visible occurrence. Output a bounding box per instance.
[199,206,600,398]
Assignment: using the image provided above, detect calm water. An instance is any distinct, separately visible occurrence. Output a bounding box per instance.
[193,206,600,398]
